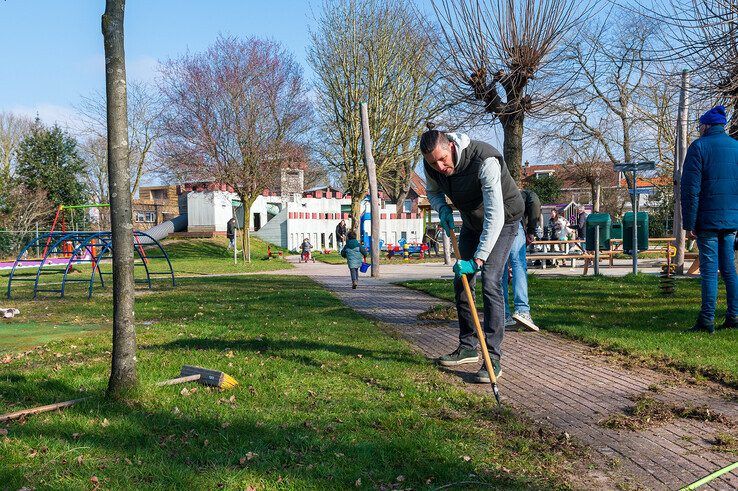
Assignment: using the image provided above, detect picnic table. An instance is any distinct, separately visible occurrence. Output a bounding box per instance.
[526,237,698,275]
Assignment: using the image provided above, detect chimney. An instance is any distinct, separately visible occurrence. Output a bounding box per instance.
[280,167,304,199]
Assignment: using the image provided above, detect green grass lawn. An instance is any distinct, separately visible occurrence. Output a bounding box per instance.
[401,275,738,388]
[0,275,582,490]
[161,236,292,276]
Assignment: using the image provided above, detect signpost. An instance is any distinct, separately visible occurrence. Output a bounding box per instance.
[614,161,656,274]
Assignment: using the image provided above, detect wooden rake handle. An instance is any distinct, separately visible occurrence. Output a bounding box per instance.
[449,229,499,386]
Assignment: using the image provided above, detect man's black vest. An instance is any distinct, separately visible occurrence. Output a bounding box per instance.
[424,140,524,232]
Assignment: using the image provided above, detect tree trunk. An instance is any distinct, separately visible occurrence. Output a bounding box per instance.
[102,0,137,398]
[674,70,689,275]
[360,102,380,277]
[502,113,524,182]
[593,183,601,212]
[350,194,363,236]
[241,201,252,264]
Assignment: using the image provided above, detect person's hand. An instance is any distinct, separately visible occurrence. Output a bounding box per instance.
[687,230,697,239]
[526,233,535,246]
[438,206,455,235]
[453,259,479,277]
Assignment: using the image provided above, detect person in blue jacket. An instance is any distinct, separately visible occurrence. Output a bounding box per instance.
[340,231,367,289]
[681,105,738,333]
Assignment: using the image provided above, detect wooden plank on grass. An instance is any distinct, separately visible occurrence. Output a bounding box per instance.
[0,397,90,423]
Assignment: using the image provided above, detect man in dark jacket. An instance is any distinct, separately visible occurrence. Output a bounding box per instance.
[501,189,541,331]
[335,220,348,252]
[422,129,525,383]
[576,206,587,240]
[681,105,738,333]
[226,217,237,249]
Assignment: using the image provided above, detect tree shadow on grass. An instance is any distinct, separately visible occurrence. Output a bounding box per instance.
[0,383,556,490]
[143,337,424,368]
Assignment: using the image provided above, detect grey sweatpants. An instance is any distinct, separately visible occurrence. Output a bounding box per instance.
[454,222,518,360]
[349,268,359,283]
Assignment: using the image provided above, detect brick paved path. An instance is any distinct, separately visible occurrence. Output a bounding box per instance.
[280,259,738,490]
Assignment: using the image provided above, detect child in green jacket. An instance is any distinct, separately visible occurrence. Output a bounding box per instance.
[340,231,368,289]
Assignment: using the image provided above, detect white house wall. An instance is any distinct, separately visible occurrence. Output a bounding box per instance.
[284,198,424,251]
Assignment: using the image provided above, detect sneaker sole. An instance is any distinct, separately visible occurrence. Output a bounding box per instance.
[513,314,539,332]
[438,356,480,367]
[473,369,502,384]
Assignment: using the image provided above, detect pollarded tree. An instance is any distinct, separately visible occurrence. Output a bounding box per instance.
[433,0,588,181]
[159,36,311,262]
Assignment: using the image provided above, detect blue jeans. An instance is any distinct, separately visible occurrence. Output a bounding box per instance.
[696,230,738,323]
[501,222,530,317]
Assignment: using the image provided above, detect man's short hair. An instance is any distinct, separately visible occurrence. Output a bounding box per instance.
[420,123,450,154]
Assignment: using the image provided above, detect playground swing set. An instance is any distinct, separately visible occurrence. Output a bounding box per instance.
[5,203,176,300]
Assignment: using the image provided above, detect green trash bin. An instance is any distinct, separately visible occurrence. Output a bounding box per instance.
[622,212,649,253]
[611,221,623,240]
[585,213,611,251]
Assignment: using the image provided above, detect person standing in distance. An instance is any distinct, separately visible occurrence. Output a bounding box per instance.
[422,125,525,383]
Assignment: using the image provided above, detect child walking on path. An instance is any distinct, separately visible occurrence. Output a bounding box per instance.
[341,231,367,289]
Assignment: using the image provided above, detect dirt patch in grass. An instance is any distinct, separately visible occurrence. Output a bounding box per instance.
[417,304,457,321]
[600,393,735,431]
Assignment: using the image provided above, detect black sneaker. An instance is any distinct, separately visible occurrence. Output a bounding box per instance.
[719,316,738,330]
[685,321,715,335]
[473,359,502,383]
[438,346,479,367]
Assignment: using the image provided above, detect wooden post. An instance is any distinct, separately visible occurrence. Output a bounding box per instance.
[443,232,451,265]
[360,102,380,277]
[102,0,138,396]
[673,70,689,275]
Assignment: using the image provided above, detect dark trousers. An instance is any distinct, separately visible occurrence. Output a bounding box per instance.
[349,268,359,283]
[454,222,518,360]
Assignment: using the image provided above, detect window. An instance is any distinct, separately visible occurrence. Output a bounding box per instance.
[135,212,145,222]
[535,171,553,179]
[145,212,156,223]
[403,199,412,213]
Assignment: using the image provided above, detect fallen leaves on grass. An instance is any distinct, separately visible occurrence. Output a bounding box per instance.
[239,452,258,465]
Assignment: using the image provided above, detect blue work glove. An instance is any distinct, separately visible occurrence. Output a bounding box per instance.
[438,205,455,235]
[453,259,479,277]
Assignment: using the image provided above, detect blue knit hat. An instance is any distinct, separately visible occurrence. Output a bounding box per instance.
[699,105,727,125]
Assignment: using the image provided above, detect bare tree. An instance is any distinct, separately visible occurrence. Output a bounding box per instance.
[77,81,163,197]
[560,149,614,211]
[0,185,51,234]
[80,135,110,204]
[159,36,310,262]
[537,10,668,211]
[102,0,138,397]
[0,112,33,184]
[433,0,588,181]
[647,1,738,137]
[79,135,111,227]
[308,0,444,231]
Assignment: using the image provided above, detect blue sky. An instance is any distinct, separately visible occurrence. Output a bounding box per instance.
[0,0,322,127]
